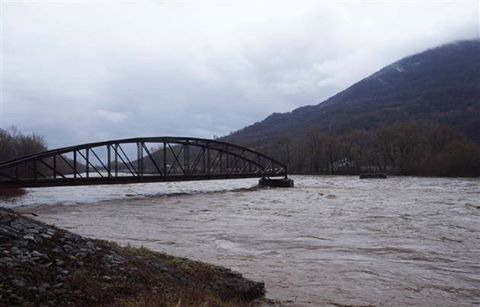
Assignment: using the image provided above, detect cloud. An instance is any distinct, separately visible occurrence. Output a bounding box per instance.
[1,0,478,148]
[94,109,127,124]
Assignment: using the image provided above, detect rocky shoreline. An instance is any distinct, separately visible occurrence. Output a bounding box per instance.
[0,208,266,306]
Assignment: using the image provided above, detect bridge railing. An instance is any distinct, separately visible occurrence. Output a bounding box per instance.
[0,137,287,187]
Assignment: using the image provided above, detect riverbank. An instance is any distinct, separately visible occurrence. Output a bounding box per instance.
[0,208,266,306]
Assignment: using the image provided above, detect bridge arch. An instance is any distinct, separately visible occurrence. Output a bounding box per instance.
[0,137,288,188]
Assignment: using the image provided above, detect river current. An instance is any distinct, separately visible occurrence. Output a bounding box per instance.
[2,176,479,306]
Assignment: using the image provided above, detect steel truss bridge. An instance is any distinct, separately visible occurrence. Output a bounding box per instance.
[0,137,288,188]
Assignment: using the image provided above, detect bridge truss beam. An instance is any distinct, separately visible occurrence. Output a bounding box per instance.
[0,137,287,188]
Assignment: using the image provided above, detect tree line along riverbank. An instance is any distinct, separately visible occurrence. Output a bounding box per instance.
[3,124,480,180]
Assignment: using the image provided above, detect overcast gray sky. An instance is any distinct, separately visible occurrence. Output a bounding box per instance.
[1,0,478,148]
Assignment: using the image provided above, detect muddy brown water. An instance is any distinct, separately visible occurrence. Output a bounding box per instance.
[3,176,480,306]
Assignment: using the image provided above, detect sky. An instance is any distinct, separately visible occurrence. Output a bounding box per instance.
[1,0,479,148]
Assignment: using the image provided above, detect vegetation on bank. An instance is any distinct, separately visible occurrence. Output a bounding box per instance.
[0,127,50,185]
[0,127,79,179]
[0,127,47,163]
[1,123,479,179]
[266,123,480,177]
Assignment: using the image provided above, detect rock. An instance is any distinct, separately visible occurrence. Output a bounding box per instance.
[54,289,67,295]
[0,257,16,268]
[75,252,87,259]
[31,250,48,259]
[9,221,24,230]
[25,228,39,234]
[0,226,19,237]
[12,278,26,287]
[10,247,21,255]
[23,234,35,241]
[20,256,30,263]
[63,245,73,253]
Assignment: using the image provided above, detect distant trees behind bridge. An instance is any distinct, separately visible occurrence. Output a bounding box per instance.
[267,123,480,177]
[2,123,479,178]
[0,127,47,163]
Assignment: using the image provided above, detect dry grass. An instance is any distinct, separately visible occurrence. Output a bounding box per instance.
[116,289,254,307]
[120,243,216,276]
[112,244,263,306]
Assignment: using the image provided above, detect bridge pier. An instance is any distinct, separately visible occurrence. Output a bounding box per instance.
[258,177,294,188]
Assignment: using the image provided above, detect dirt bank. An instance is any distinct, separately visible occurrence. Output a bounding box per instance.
[0,208,265,306]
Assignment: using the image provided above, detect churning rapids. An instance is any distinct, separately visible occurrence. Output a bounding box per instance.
[2,176,479,306]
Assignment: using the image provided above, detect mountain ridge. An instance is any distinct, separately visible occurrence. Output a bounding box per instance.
[225,39,480,146]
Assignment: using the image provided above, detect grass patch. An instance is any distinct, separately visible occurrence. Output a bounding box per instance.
[116,289,258,307]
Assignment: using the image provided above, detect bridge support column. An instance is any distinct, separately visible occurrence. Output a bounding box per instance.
[258,177,294,188]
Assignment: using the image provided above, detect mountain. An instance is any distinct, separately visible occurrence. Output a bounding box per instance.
[225,40,480,147]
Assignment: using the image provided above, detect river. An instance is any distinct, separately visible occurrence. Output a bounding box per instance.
[2,176,479,306]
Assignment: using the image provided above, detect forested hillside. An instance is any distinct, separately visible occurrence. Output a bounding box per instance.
[224,40,480,176]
